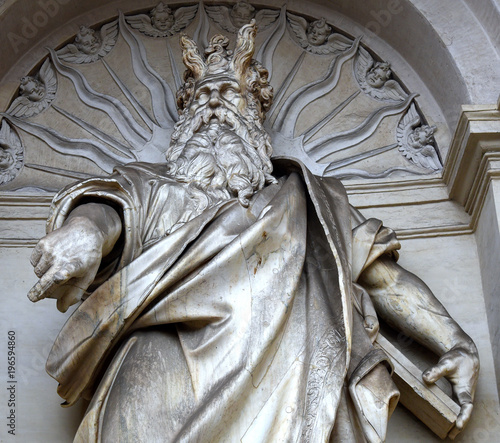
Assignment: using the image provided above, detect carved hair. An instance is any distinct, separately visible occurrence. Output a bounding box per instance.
[177,21,273,121]
[231,1,255,18]
[75,26,97,41]
[151,2,172,15]
[307,18,332,34]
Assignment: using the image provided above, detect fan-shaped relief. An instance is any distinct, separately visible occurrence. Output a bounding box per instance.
[397,104,441,171]
[0,120,24,185]
[6,59,57,118]
[354,47,407,102]
[205,0,280,34]
[126,2,198,38]
[286,12,353,55]
[0,2,443,190]
[56,21,118,64]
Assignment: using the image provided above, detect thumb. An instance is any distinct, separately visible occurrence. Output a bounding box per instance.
[423,357,455,384]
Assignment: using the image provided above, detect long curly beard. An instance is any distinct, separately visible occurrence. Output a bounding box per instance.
[166,104,276,209]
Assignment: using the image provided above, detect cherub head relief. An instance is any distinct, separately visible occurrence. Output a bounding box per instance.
[151,2,175,31]
[366,61,392,88]
[408,124,437,150]
[0,146,14,170]
[19,76,45,102]
[230,1,256,28]
[306,18,332,46]
[0,121,23,185]
[74,26,101,55]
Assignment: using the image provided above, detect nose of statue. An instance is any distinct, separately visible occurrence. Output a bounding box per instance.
[209,90,221,108]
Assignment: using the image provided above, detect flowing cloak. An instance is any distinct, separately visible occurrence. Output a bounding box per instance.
[44,159,401,443]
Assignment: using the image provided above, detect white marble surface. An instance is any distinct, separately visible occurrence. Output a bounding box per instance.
[0,1,499,441]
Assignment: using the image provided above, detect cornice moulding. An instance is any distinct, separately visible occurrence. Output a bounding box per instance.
[444,104,500,228]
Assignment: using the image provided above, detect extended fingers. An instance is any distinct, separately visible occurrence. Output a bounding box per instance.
[34,254,52,278]
[27,260,82,303]
[27,272,59,302]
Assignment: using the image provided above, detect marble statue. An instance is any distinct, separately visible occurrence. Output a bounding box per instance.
[27,21,479,442]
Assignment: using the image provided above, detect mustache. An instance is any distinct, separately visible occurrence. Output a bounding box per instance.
[190,106,243,133]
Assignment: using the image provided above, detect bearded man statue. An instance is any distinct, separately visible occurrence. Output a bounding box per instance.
[28,22,479,443]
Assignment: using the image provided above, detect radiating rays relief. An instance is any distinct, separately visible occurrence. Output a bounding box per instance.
[0,1,442,190]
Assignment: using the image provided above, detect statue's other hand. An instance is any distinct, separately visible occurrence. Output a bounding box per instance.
[422,342,480,434]
[28,216,105,312]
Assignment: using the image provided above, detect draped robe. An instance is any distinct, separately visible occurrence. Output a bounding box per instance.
[44,160,400,442]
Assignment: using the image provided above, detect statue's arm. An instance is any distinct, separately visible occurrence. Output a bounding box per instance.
[358,255,479,433]
[28,202,122,312]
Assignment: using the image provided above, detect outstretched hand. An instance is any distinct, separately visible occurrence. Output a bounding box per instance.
[423,342,479,435]
[28,216,105,312]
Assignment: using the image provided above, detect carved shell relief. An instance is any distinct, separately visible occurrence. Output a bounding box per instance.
[0,1,443,191]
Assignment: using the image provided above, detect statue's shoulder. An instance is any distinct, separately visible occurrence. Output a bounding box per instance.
[272,157,347,199]
[113,161,174,181]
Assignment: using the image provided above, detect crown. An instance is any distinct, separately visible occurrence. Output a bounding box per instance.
[180,20,257,82]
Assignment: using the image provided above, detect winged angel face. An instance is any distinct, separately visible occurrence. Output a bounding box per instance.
[151,2,175,31]
[366,61,392,88]
[19,76,45,102]
[74,26,101,55]
[306,18,332,46]
[230,1,256,27]
[165,22,276,207]
[408,124,436,148]
[0,147,14,169]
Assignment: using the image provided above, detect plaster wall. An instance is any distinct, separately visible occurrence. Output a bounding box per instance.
[475,181,500,398]
[386,233,500,443]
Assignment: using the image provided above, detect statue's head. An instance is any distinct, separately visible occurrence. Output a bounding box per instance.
[19,76,45,102]
[409,124,436,148]
[0,143,14,169]
[366,61,392,88]
[230,1,256,27]
[75,26,100,55]
[306,18,331,46]
[167,21,276,207]
[176,21,273,123]
[151,2,174,31]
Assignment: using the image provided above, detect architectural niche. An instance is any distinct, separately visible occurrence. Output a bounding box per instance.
[0,1,499,442]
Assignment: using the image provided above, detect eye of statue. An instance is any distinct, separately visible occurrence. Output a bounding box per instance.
[221,85,240,101]
[196,89,210,104]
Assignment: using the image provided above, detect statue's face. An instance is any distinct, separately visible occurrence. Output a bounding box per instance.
[307,22,330,46]
[0,148,13,169]
[75,29,100,54]
[409,126,433,146]
[230,3,255,28]
[366,63,391,88]
[189,76,245,119]
[152,9,174,30]
[20,77,45,101]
